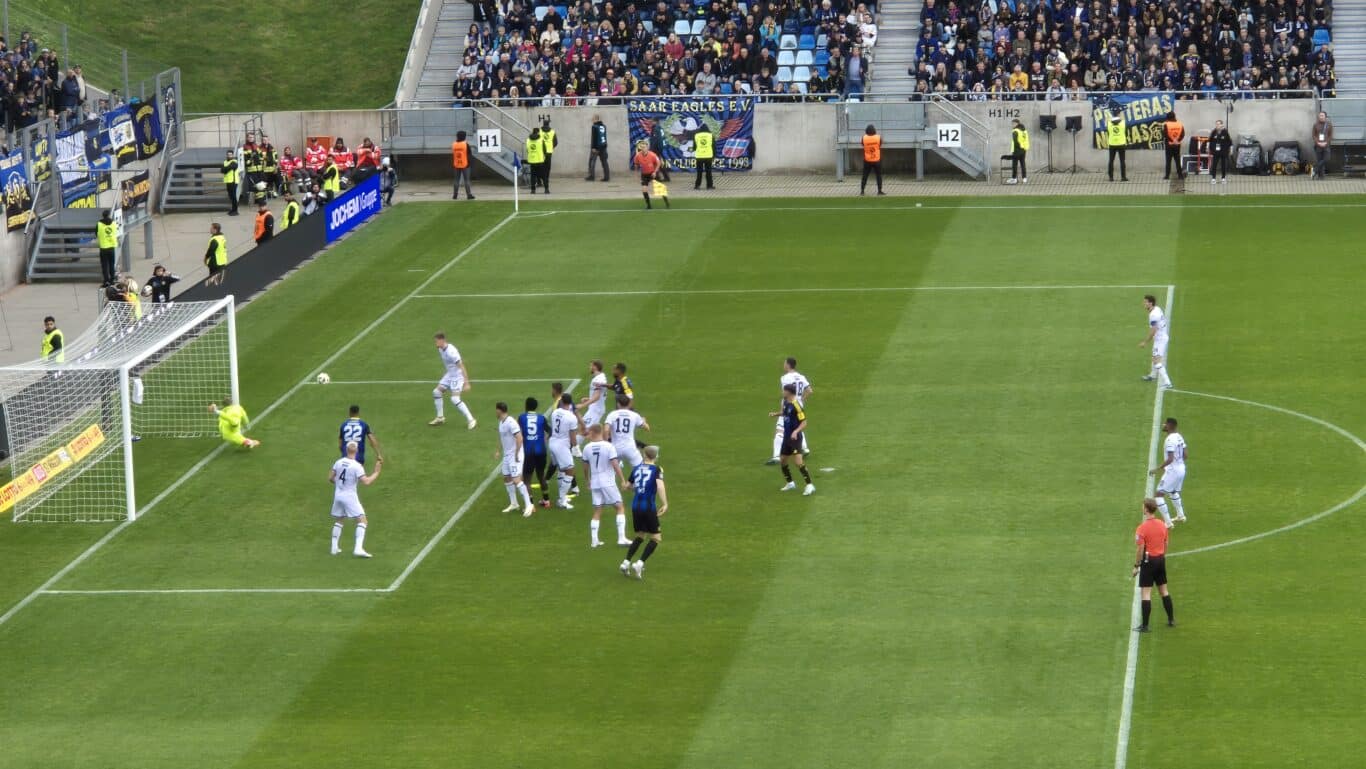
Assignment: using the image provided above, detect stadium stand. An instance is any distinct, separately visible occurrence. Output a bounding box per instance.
[907,0,1336,99]
[443,0,881,102]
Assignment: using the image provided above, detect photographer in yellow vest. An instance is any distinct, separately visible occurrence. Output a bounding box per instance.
[694,126,715,190]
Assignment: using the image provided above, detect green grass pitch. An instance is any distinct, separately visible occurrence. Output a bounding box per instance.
[1,197,1364,769]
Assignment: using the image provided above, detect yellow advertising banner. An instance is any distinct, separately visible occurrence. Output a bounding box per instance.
[0,425,107,513]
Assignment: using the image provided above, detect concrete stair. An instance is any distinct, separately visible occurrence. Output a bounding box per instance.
[26,209,106,282]
[159,148,233,213]
[414,0,476,105]
[867,0,922,97]
[1332,1,1366,93]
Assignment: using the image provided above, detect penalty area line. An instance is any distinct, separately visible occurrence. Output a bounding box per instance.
[1115,283,1175,769]
[413,284,1165,300]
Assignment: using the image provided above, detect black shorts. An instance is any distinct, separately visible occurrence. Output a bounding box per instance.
[522,452,547,480]
[207,260,223,275]
[1138,555,1167,588]
[640,173,654,186]
[780,438,801,456]
[632,507,660,534]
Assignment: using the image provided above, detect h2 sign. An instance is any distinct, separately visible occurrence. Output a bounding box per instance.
[936,124,962,148]
[325,172,382,244]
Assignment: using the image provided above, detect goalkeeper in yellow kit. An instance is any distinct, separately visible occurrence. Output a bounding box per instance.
[208,397,261,448]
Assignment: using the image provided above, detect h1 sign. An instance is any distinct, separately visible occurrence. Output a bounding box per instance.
[325,173,382,244]
[476,128,502,154]
[936,124,962,148]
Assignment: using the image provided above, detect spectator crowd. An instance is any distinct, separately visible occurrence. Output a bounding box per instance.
[911,0,1336,100]
[451,0,880,103]
[0,31,131,135]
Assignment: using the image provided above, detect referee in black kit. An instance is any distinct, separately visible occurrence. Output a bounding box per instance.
[1132,498,1175,632]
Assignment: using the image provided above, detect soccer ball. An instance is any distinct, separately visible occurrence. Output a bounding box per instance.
[316,373,331,385]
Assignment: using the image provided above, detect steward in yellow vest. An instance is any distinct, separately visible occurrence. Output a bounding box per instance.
[205,223,229,287]
[693,127,715,190]
[222,149,240,216]
[1106,111,1129,182]
[41,316,64,363]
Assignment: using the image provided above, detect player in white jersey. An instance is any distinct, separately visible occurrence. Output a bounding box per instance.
[329,441,383,557]
[547,394,581,508]
[768,356,812,464]
[605,394,651,471]
[429,332,477,428]
[1149,417,1188,528]
[579,424,629,547]
[494,402,535,517]
[576,359,609,455]
[1139,295,1173,390]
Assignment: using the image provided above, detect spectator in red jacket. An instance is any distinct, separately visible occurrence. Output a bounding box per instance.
[330,138,354,170]
[304,137,328,174]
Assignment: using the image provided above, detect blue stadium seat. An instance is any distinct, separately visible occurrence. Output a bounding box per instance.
[643,20,654,34]
[814,50,830,66]
[795,49,813,66]
[798,34,815,50]
[657,36,668,45]
[778,50,796,67]
[816,33,829,49]
[535,6,549,21]
[817,65,828,78]
[555,6,567,18]
[720,82,734,94]
[782,18,798,33]
[1313,28,1331,49]
[800,23,816,37]
[780,34,798,50]
[690,19,705,37]
[794,81,808,95]
[777,66,793,82]
[674,19,691,37]
[793,65,811,83]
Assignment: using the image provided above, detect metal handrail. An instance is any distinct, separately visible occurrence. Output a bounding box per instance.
[399,93,849,109]
[926,93,990,135]
[856,88,1319,102]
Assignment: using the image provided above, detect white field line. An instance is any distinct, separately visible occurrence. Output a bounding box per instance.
[33,376,580,599]
[385,376,580,593]
[1165,389,1366,558]
[530,202,1366,215]
[1115,283,1175,769]
[414,284,1164,300]
[308,378,567,386]
[0,212,518,630]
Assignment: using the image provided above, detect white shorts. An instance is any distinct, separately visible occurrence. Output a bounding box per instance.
[583,409,603,428]
[330,496,365,519]
[438,375,465,393]
[501,454,523,478]
[591,484,623,507]
[1157,467,1185,494]
[615,443,643,469]
[1152,338,1168,360]
[549,441,574,470]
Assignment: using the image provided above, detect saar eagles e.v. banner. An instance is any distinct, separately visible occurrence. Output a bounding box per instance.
[1091,92,1175,150]
[1,149,33,232]
[627,97,755,172]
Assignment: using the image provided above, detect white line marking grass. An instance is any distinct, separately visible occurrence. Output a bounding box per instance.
[1165,389,1366,558]
[531,202,1366,215]
[0,212,518,630]
[310,378,567,386]
[1115,283,1174,769]
[414,284,1164,300]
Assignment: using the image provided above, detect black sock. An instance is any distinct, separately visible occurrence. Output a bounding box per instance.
[782,465,793,482]
[641,540,659,561]
[663,196,670,208]
[798,465,812,484]
[1161,595,1174,622]
[642,192,651,208]
[627,537,644,560]
[1141,599,1152,628]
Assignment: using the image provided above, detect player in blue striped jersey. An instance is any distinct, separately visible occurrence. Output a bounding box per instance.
[621,445,668,580]
[519,397,552,508]
[339,405,383,465]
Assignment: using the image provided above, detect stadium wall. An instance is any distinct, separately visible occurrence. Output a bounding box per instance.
[182,100,1318,178]
[1,229,23,292]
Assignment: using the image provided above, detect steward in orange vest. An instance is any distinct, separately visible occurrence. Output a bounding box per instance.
[1163,111,1186,181]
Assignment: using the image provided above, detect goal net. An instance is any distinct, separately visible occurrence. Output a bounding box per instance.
[0,297,238,523]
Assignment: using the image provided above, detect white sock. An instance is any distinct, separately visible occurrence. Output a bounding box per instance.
[590,518,600,545]
[433,394,444,417]
[1155,497,1173,526]
[801,433,809,452]
[354,522,368,552]
[1149,360,1158,376]
[575,434,585,451]
[452,397,474,422]
[331,521,342,550]
[517,482,532,506]
[1171,493,1185,519]
[1156,362,1172,388]
[616,513,627,541]
[505,482,517,505]
[772,426,783,458]
[558,473,571,502]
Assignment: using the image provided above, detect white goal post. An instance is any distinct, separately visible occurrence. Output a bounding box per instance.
[0,296,238,523]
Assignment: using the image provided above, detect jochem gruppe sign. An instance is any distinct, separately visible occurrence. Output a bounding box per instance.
[324,172,382,244]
